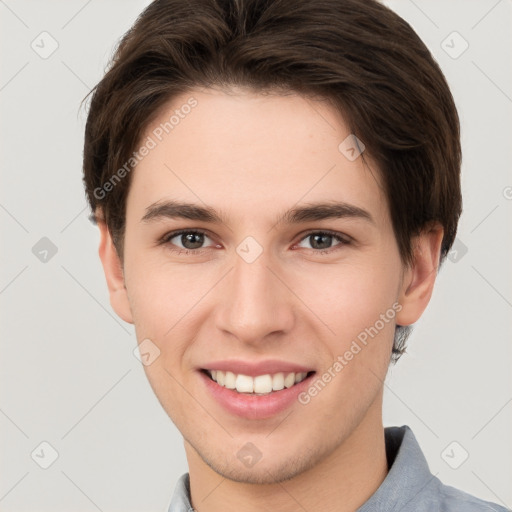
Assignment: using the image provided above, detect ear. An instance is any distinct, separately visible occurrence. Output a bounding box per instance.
[97,218,134,324]
[395,222,444,327]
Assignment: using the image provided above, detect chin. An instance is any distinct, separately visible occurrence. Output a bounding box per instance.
[188,434,329,485]
[207,458,310,485]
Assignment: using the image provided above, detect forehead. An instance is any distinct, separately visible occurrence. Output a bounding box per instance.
[127,87,388,225]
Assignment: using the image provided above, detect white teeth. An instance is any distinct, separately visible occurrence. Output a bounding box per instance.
[208,369,309,394]
[224,371,236,390]
[295,372,307,383]
[235,374,253,393]
[284,373,295,388]
[254,374,273,394]
[272,372,285,391]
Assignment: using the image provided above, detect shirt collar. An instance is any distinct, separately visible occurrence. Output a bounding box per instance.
[357,425,437,511]
[168,471,194,512]
[168,425,435,512]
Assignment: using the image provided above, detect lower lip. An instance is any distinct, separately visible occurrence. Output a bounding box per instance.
[199,370,314,420]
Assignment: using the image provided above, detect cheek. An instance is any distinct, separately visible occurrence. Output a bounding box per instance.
[124,258,204,424]
[123,251,217,359]
[298,264,398,413]
[294,257,401,335]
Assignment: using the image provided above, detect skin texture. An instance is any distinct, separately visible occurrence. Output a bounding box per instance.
[98,87,443,512]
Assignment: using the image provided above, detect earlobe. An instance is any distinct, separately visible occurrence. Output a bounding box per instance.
[97,219,134,324]
[395,223,444,327]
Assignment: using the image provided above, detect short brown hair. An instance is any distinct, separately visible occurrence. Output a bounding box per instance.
[82,0,462,362]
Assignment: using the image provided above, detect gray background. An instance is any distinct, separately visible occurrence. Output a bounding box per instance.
[0,0,511,510]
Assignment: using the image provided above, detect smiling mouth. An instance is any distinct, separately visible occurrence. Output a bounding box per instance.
[201,369,316,395]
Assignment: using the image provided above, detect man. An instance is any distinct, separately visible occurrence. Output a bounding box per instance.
[82,0,508,510]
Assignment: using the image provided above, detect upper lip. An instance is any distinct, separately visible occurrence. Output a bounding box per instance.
[200,359,315,377]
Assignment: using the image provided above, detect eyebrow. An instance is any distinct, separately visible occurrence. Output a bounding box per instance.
[141,199,375,226]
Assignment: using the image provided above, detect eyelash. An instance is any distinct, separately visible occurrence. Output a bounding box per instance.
[159,229,351,254]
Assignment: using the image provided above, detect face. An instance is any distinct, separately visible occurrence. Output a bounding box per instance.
[100,87,440,484]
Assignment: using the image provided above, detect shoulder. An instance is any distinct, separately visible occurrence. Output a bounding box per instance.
[372,426,510,512]
[424,475,510,512]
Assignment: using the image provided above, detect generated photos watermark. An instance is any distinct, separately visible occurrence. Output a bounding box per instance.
[298,301,403,405]
[93,97,198,201]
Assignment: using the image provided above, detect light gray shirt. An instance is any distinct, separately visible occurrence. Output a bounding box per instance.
[167,425,509,511]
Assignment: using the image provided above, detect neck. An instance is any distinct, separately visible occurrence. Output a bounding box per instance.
[185,391,388,512]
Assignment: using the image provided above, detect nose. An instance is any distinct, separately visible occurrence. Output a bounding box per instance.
[214,250,295,346]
